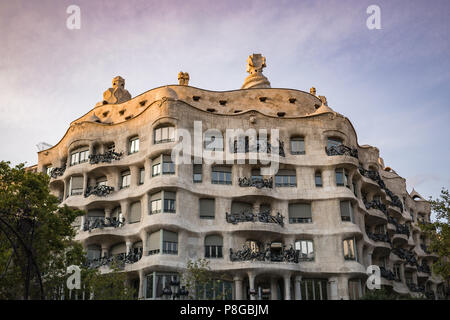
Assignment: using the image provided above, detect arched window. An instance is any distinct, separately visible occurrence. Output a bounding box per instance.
[204,235,223,258]
[327,137,342,149]
[154,125,175,144]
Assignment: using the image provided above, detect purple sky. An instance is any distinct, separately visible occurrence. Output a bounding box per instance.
[1,0,449,203]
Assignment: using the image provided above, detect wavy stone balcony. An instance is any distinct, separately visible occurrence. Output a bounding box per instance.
[84,184,115,198]
[49,164,66,179]
[89,150,123,164]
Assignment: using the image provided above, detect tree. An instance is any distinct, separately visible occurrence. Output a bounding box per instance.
[0,161,136,300]
[420,188,450,285]
[181,258,231,300]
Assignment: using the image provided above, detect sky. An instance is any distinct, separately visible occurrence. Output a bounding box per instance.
[0,0,449,204]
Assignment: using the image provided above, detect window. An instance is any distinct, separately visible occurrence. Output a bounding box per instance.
[195,280,233,300]
[343,238,357,261]
[275,169,297,187]
[315,171,322,187]
[289,203,312,223]
[154,126,175,144]
[70,176,84,196]
[107,143,115,153]
[204,131,224,151]
[335,168,348,187]
[129,201,141,224]
[147,230,161,255]
[121,170,131,189]
[162,230,178,254]
[204,235,223,258]
[211,166,232,185]
[199,198,215,219]
[348,279,362,300]
[146,272,179,299]
[251,169,262,180]
[139,168,145,185]
[300,279,328,300]
[87,245,101,261]
[129,137,139,154]
[394,264,401,281]
[162,155,175,174]
[295,240,314,261]
[150,191,176,214]
[290,137,305,155]
[45,166,53,176]
[152,156,161,177]
[70,149,89,166]
[193,164,202,183]
[245,240,261,253]
[327,137,342,149]
[340,201,353,222]
[96,176,107,186]
[231,201,253,215]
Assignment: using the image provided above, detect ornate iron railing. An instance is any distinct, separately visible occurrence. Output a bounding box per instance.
[367,232,391,243]
[325,144,358,159]
[229,243,298,263]
[89,150,123,164]
[225,210,284,227]
[358,166,404,212]
[407,283,425,293]
[50,164,66,179]
[84,184,114,197]
[379,266,396,280]
[83,217,124,232]
[417,263,431,274]
[387,216,410,237]
[364,199,388,216]
[84,251,142,269]
[391,247,418,267]
[232,139,285,157]
[238,177,273,189]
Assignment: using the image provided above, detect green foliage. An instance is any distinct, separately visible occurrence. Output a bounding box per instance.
[420,188,450,282]
[0,161,135,300]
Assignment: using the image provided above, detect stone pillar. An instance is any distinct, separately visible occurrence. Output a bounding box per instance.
[120,200,129,225]
[126,241,132,254]
[328,277,339,300]
[234,276,243,300]
[138,269,145,299]
[338,276,349,300]
[270,277,278,300]
[82,172,88,196]
[101,244,109,258]
[283,273,291,300]
[294,276,302,300]
[248,272,256,300]
[142,193,149,219]
[400,264,406,286]
[130,165,140,187]
[80,215,86,232]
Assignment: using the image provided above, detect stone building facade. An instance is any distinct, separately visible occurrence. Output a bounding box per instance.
[36,54,445,300]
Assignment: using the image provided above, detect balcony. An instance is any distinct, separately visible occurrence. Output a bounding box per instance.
[238,176,273,189]
[379,266,396,281]
[417,263,431,275]
[364,199,388,216]
[231,139,285,157]
[88,150,123,164]
[84,185,114,198]
[358,166,404,212]
[325,144,358,159]
[391,247,419,267]
[367,231,391,244]
[388,216,410,237]
[83,217,124,232]
[229,243,298,263]
[407,283,425,293]
[225,210,284,227]
[84,251,142,269]
[50,164,66,179]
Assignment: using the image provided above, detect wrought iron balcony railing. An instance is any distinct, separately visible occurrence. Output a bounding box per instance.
[364,199,388,216]
[325,144,358,159]
[417,263,431,274]
[229,243,299,263]
[367,232,391,243]
[225,210,284,227]
[89,150,123,164]
[84,184,114,197]
[85,251,142,269]
[391,247,418,267]
[379,266,396,281]
[387,216,410,237]
[83,217,125,232]
[238,177,273,189]
[50,164,66,179]
[231,139,285,157]
[358,166,404,212]
[407,283,425,293]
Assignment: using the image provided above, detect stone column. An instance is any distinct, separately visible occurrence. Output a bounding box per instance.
[248,272,256,300]
[104,208,112,220]
[120,200,129,225]
[400,264,406,286]
[130,165,140,187]
[294,275,302,300]
[126,241,132,254]
[338,276,349,300]
[234,276,243,300]
[328,277,339,300]
[138,269,145,299]
[82,172,88,196]
[283,273,291,300]
[101,244,109,258]
[270,277,278,300]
